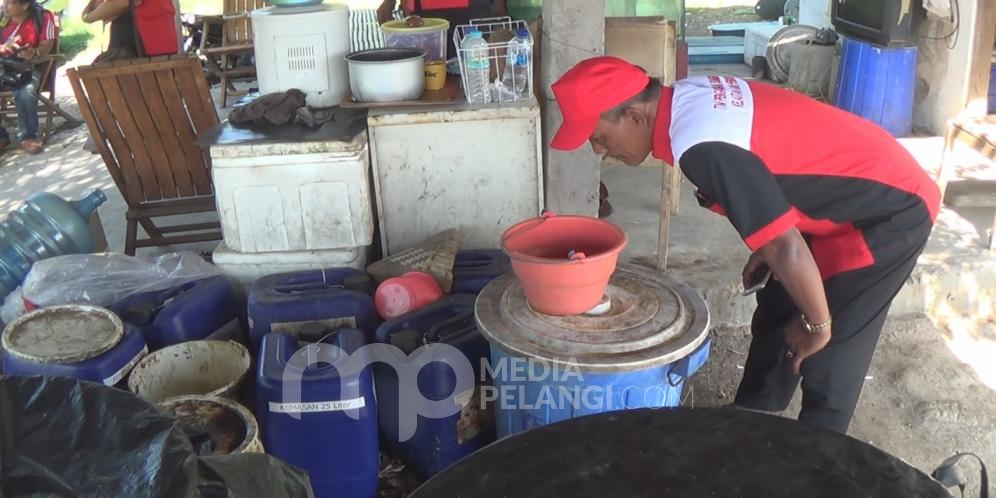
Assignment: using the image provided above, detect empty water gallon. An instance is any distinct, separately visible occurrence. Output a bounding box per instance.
[0,190,106,299]
[2,305,147,386]
[112,276,242,351]
[248,268,379,351]
[375,294,495,478]
[257,328,378,498]
[452,250,512,295]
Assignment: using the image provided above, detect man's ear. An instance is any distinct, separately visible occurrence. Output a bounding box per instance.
[623,106,649,127]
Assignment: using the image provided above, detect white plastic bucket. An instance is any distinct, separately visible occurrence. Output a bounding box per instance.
[128,340,250,403]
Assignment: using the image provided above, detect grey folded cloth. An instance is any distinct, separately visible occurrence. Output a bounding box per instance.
[229,89,307,127]
[229,89,338,129]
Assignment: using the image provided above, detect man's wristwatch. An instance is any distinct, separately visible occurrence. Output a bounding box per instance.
[801,314,832,335]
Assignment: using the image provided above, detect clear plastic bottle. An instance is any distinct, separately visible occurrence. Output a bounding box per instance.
[462,29,492,105]
[509,28,531,97]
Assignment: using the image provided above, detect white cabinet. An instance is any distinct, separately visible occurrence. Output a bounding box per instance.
[368,102,544,255]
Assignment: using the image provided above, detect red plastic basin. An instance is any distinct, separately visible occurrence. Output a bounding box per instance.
[501,212,627,316]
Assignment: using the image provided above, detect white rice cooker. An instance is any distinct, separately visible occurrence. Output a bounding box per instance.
[251,3,350,108]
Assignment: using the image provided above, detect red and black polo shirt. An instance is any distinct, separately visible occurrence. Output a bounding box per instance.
[653,76,941,279]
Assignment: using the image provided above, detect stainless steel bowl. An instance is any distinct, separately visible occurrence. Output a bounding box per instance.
[346,48,426,103]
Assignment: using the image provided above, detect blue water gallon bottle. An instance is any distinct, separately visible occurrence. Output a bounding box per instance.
[0,189,106,299]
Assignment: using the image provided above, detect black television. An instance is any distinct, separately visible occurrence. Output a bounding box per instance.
[831,0,926,47]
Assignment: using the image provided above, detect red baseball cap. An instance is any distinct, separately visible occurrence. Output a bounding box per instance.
[550,57,651,151]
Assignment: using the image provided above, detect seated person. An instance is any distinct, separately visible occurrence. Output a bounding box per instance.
[0,0,55,155]
[378,0,507,59]
[82,0,177,57]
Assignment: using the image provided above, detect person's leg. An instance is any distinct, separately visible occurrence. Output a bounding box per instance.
[15,77,39,140]
[734,279,803,411]
[14,77,42,153]
[796,206,933,433]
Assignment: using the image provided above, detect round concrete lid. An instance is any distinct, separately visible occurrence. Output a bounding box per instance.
[2,305,124,364]
[476,264,710,372]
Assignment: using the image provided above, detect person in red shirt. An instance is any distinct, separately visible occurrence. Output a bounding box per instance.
[550,57,939,434]
[82,0,178,57]
[0,0,56,154]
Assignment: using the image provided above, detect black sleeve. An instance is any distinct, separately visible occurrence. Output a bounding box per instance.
[680,141,799,251]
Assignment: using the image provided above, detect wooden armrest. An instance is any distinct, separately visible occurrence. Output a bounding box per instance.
[222,12,250,21]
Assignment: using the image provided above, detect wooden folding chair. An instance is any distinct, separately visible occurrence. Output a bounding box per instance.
[67,55,223,255]
[199,0,267,107]
[0,17,79,142]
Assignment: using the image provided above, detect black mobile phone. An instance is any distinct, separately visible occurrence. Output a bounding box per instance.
[742,265,771,296]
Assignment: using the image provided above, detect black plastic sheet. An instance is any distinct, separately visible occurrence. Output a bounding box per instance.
[0,375,314,498]
[411,407,953,498]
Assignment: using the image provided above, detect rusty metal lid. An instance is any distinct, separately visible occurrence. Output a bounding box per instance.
[475,264,710,371]
[2,305,124,364]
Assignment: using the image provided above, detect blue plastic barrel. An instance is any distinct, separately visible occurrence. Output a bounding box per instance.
[489,339,710,436]
[834,37,917,137]
[0,190,106,299]
[475,265,711,438]
[112,276,242,351]
[248,268,379,351]
[375,294,495,478]
[452,250,512,295]
[257,329,379,498]
[2,305,148,386]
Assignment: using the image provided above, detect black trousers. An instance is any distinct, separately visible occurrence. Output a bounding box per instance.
[734,202,934,434]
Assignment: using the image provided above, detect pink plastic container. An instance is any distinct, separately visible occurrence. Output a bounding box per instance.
[375,272,444,320]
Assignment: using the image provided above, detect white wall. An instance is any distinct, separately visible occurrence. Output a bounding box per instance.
[914,0,981,134]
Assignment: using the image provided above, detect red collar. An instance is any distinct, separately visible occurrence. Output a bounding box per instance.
[651,85,675,166]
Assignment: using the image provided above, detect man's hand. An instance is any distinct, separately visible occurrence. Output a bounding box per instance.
[377,0,395,24]
[783,316,831,375]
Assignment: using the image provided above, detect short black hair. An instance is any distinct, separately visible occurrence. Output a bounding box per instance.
[603,78,664,121]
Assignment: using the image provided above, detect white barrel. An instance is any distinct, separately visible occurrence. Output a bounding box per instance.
[252,4,350,107]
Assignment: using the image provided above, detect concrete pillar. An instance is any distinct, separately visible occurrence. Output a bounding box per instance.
[540,0,605,216]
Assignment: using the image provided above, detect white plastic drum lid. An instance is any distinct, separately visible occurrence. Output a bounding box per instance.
[476,264,710,372]
[2,305,124,364]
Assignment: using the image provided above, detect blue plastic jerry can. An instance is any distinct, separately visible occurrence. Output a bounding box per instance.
[374,294,496,478]
[248,268,380,352]
[452,250,512,295]
[257,328,379,498]
[111,275,242,351]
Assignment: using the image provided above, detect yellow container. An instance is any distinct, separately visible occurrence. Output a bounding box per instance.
[424,60,448,91]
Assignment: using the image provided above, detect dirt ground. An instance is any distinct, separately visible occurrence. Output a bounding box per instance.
[687,315,996,496]
[685,6,760,37]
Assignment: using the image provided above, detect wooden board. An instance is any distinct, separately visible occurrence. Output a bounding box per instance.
[340,78,464,108]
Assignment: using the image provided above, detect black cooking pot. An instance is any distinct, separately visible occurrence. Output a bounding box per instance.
[411,407,952,498]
